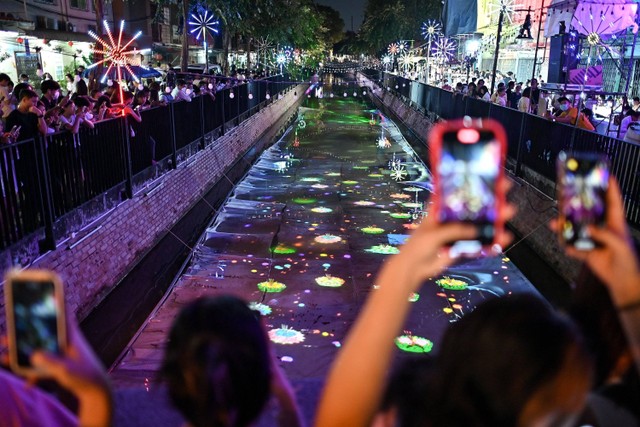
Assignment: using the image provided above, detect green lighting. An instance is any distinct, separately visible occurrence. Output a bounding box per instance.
[342,180,358,185]
[326,172,341,177]
[401,202,423,209]
[365,244,400,254]
[273,244,296,254]
[361,226,385,235]
[395,335,433,353]
[390,212,412,219]
[436,276,468,290]
[300,177,322,182]
[293,197,317,204]
[368,173,384,178]
[352,166,369,170]
[257,279,287,293]
[408,292,420,302]
[315,275,345,287]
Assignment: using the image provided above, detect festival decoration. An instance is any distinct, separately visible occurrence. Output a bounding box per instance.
[88,20,150,109]
[269,326,305,344]
[257,279,287,293]
[365,244,400,254]
[421,19,443,40]
[395,334,433,353]
[314,234,342,244]
[249,302,272,316]
[311,207,333,213]
[436,276,469,290]
[389,212,412,219]
[390,165,408,181]
[361,226,385,235]
[315,275,346,288]
[432,37,457,63]
[272,244,297,254]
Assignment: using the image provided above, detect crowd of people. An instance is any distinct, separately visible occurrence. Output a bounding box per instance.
[0,65,258,145]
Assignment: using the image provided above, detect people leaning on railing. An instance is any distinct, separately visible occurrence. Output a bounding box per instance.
[551,96,596,131]
[5,89,48,142]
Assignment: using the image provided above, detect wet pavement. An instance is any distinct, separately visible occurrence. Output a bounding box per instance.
[108,93,539,424]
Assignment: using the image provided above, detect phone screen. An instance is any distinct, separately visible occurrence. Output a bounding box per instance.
[558,153,608,250]
[10,279,62,367]
[438,129,501,242]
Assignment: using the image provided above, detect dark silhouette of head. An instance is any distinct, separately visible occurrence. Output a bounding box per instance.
[160,295,271,427]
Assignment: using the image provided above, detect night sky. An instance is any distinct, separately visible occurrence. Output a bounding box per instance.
[315,0,367,31]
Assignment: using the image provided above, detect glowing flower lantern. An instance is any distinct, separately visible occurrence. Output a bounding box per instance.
[269,325,305,344]
[395,334,433,353]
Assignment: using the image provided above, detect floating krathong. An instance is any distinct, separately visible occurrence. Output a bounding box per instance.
[257,279,287,293]
[249,302,272,315]
[272,244,296,255]
[315,275,346,288]
[436,276,468,290]
[395,335,433,353]
[361,226,385,235]
[311,207,333,213]
[366,244,400,254]
[269,325,305,344]
[315,234,342,244]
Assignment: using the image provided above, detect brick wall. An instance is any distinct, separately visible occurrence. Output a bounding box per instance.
[0,87,303,335]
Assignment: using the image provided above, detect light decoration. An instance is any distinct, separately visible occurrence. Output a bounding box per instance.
[189,10,219,72]
[353,200,376,206]
[489,0,520,26]
[403,186,425,192]
[88,20,151,110]
[257,279,287,293]
[365,244,400,254]
[342,180,359,185]
[314,234,342,244]
[389,193,411,199]
[436,276,469,290]
[390,165,408,181]
[382,54,392,70]
[311,207,333,213]
[274,160,288,173]
[388,153,402,170]
[401,202,423,209]
[300,177,321,182]
[377,136,392,148]
[315,275,346,288]
[272,244,296,254]
[395,334,433,353]
[292,197,316,204]
[368,173,384,178]
[269,325,305,344]
[390,212,412,219]
[361,226,385,235]
[408,292,420,302]
[421,19,443,40]
[311,184,329,189]
[249,302,272,316]
[432,37,457,63]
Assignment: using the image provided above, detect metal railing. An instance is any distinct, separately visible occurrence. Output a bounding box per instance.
[362,69,640,228]
[0,74,297,251]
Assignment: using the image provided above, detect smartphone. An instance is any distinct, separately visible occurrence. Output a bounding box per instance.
[429,118,507,256]
[557,152,609,250]
[4,269,67,375]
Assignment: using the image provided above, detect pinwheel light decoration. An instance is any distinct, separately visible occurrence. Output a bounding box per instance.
[189,10,219,73]
[421,20,443,82]
[88,20,150,112]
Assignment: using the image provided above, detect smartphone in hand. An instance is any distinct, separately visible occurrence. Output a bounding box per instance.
[4,269,67,375]
[429,118,507,256]
[557,152,608,250]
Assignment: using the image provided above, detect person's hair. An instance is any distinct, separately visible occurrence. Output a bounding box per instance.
[498,86,506,93]
[66,73,73,82]
[75,78,88,96]
[95,95,112,109]
[0,73,10,83]
[177,79,186,87]
[634,97,640,103]
[90,89,102,98]
[425,295,591,427]
[557,96,570,104]
[120,91,134,103]
[19,73,29,80]
[17,87,37,101]
[522,87,531,98]
[508,81,515,89]
[630,110,640,119]
[74,96,90,108]
[479,86,488,95]
[135,89,149,98]
[160,296,271,427]
[41,79,61,93]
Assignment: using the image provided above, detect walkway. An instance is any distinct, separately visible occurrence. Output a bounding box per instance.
[108,93,539,426]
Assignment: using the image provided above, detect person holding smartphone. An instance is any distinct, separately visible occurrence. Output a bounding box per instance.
[2,270,112,427]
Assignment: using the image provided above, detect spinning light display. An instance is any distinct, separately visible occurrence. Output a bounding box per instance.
[189,10,219,73]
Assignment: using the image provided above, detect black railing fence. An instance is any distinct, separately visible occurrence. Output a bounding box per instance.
[0,74,297,251]
[361,69,640,228]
